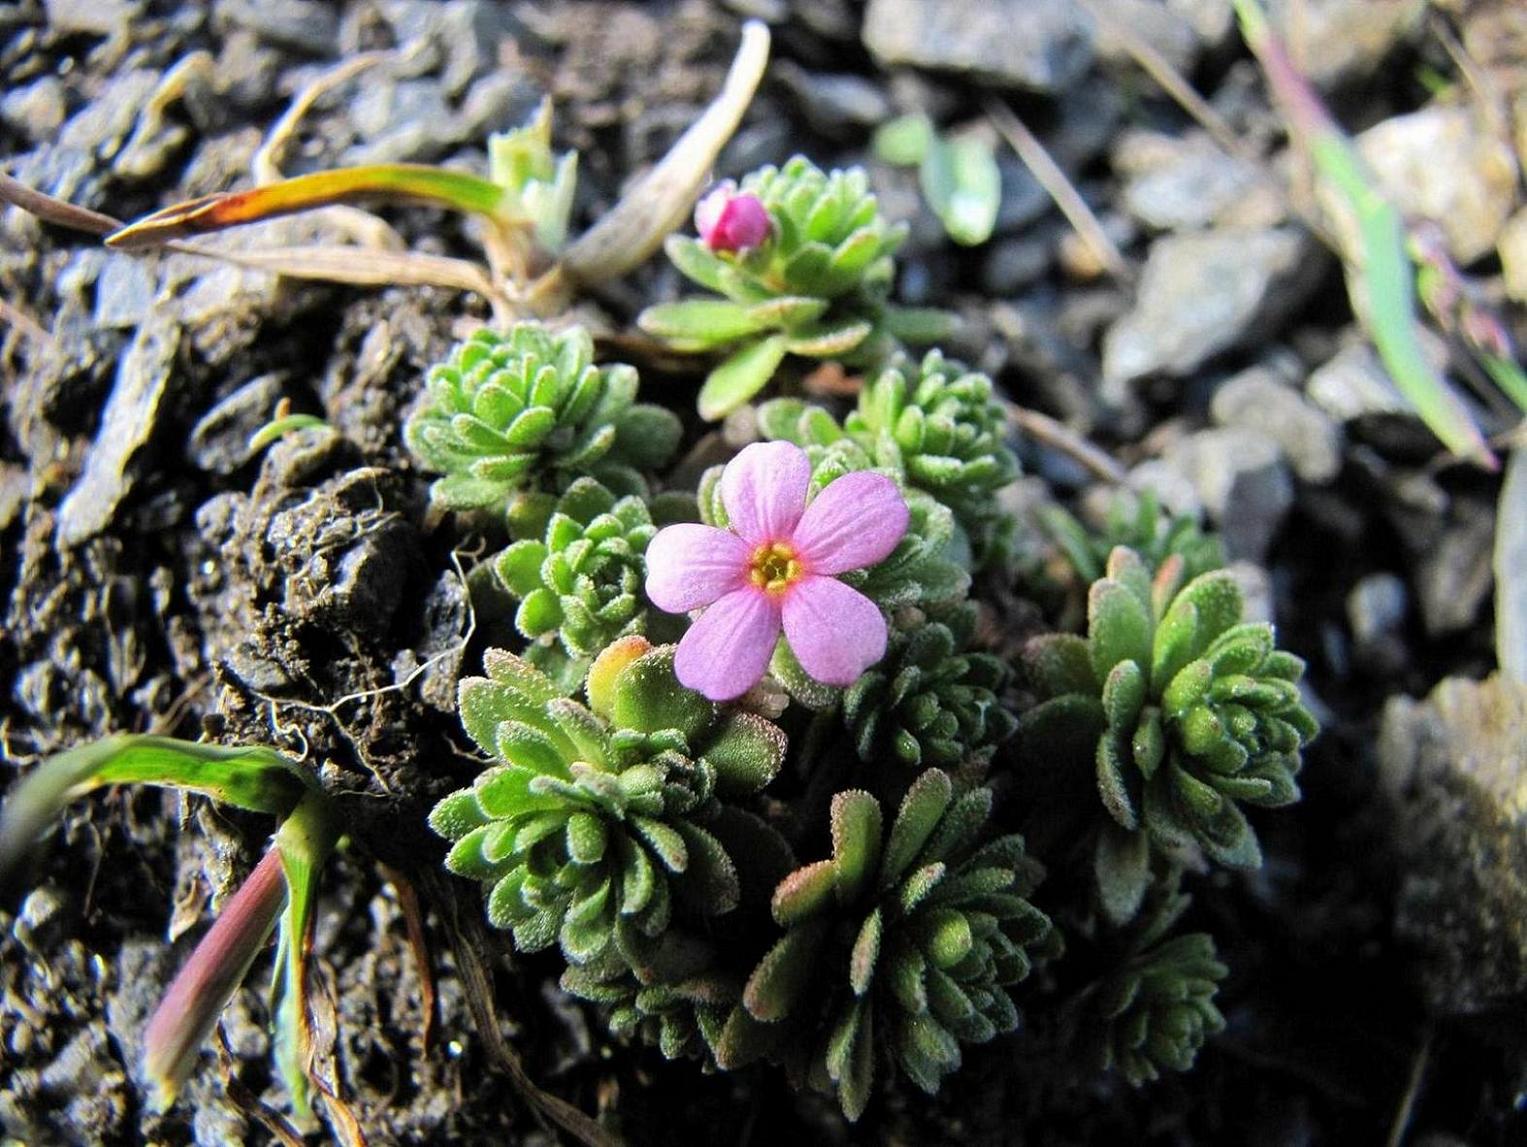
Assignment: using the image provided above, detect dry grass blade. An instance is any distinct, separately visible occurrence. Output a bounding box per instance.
[0,170,119,236]
[558,19,770,286]
[1006,402,1128,484]
[255,50,399,185]
[984,98,1132,285]
[190,244,504,303]
[106,165,509,251]
[380,862,439,1053]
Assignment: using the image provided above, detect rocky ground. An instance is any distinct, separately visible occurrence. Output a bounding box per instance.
[1,0,1524,1144]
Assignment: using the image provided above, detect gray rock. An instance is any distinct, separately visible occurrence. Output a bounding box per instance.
[1047,79,1124,172]
[345,78,458,164]
[12,886,70,954]
[1158,427,1294,563]
[375,0,525,96]
[92,255,156,330]
[1166,0,1234,45]
[1497,449,1527,684]
[1,77,67,142]
[862,0,1094,93]
[1114,129,1279,232]
[1347,572,1408,674]
[1379,675,1527,1014]
[982,233,1054,296]
[1103,227,1322,385]
[10,69,160,202]
[56,314,181,548]
[994,154,1051,233]
[1126,459,1203,520]
[774,61,891,139]
[1229,559,1274,626]
[43,0,139,34]
[187,374,287,475]
[1089,0,1199,74]
[213,0,338,55]
[1264,0,1422,86]
[1412,495,1495,637]
[1305,342,1412,421]
[1353,105,1519,265]
[722,0,789,20]
[1211,364,1343,483]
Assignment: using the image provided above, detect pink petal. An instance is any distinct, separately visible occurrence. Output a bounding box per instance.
[791,471,909,575]
[674,588,782,701]
[781,576,888,687]
[694,181,736,243]
[719,441,810,545]
[645,523,751,613]
[695,184,771,252]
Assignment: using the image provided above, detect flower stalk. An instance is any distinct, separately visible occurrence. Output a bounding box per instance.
[143,846,287,1110]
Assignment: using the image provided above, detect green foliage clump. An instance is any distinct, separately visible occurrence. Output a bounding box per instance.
[638,156,946,419]
[405,324,680,511]
[429,642,787,970]
[560,931,740,1064]
[845,352,1019,562]
[493,478,655,663]
[1092,914,1227,1086]
[718,770,1055,1121]
[1022,547,1317,919]
[843,604,1015,770]
[758,350,1020,566]
[1040,490,1223,587]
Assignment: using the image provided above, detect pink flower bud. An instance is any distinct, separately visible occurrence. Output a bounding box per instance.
[695,182,771,253]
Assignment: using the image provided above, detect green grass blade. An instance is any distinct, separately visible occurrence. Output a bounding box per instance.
[1481,354,1527,417]
[1235,0,1496,469]
[270,790,342,1121]
[0,735,311,883]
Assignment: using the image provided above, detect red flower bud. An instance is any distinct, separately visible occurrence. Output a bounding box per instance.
[695,182,771,253]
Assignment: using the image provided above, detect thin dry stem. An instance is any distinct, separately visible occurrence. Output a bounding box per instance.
[1006,403,1128,484]
[1077,0,1253,165]
[984,99,1132,285]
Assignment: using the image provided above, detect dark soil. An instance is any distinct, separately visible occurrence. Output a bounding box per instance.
[2,1,1523,1145]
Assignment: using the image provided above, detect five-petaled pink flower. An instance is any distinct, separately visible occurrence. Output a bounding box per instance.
[645,441,909,701]
[695,181,771,253]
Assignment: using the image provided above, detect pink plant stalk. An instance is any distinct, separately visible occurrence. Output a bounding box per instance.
[645,441,909,700]
[694,181,771,252]
[143,846,287,1109]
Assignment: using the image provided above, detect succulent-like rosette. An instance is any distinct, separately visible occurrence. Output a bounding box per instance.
[718,770,1055,1120]
[405,323,680,510]
[429,641,786,969]
[637,156,946,419]
[1021,547,1317,917]
[843,604,1015,770]
[843,351,1020,565]
[1039,489,1224,587]
[1093,930,1226,1086]
[493,478,656,662]
[560,932,739,1064]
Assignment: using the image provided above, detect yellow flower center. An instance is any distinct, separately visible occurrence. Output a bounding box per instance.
[749,542,803,595]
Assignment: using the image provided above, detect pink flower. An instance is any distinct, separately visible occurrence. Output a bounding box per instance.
[695,181,771,253]
[645,441,909,701]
